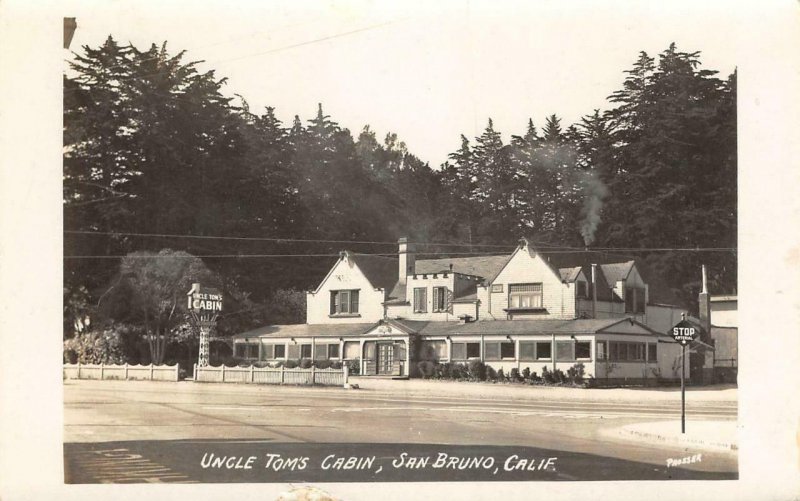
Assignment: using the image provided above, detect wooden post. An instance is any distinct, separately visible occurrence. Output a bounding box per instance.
[281,365,285,385]
[150,363,155,380]
[221,364,226,383]
[175,364,179,381]
[193,363,197,382]
[681,343,686,434]
[250,364,254,383]
[100,362,105,380]
[343,364,349,388]
[77,362,81,379]
[124,363,129,380]
[311,365,316,385]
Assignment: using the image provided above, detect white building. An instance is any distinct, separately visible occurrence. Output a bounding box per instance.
[233,238,689,384]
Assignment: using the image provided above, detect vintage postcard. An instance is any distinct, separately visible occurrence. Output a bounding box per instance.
[1,0,799,500]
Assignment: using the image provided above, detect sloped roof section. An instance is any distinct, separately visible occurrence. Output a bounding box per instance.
[234,322,377,339]
[559,266,583,282]
[349,254,398,291]
[415,254,512,283]
[600,261,635,284]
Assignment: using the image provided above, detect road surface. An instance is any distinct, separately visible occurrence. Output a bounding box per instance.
[63,379,737,483]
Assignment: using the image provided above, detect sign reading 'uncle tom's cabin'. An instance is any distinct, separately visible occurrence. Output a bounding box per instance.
[187,283,223,313]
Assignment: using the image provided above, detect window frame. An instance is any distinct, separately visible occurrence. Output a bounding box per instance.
[575,341,592,360]
[491,284,503,293]
[556,341,574,361]
[328,343,340,359]
[300,343,312,359]
[330,289,360,316]
[432,286,447,312]
[274,344,286,359]
[508,283,544,310]
[535,341,552,360]
[413,287,428,313]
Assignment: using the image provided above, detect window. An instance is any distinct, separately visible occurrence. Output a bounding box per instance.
[343,341,360,360]
[328,344,340,359]
[647,343,657,362]
[235,343,258,359]
[413,287,427,313]
[536,341,551,360]
[575,341,591,359]
[330,289,359,315]
[556,341,573,361]
[452,342,481,360]
[519,341,536,360]
[491,284,503,293]
[485,341,515,360]
[287,344,300,359]
[576,281,588,298]
[420,340,446,360]
[300,344,312,359]
[274,344,285,359]
[451,342,466,360]
[609,341,646,361]
[315,344,327,360]
[625,286,646,314]
[433,287,447,312]
[596,341,606,360]
[509,283,543,309]
[261,343,274,360]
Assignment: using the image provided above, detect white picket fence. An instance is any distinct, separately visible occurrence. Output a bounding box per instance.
[194,364,348,387]
[63,363,180,382]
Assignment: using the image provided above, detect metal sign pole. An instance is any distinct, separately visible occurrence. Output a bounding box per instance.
[681,343,686,434]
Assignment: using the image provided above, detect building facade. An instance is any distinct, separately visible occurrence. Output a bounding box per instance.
[233,238,689,384]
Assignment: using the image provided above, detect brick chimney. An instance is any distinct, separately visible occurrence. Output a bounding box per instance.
[697,264,714,382]
[398,237,415,284]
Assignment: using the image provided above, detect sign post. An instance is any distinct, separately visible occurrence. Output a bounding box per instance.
[670,317,700,434]
[187,283,223,368]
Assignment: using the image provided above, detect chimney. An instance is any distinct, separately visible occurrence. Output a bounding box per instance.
[698,264,711,337]
[398,237,415,284]
[591,264,598,319]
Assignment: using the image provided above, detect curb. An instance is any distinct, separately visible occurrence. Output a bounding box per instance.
[614,426,738,452]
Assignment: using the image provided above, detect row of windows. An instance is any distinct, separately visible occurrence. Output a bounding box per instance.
[413,286,448,313]
[596,341,657,362]
[235,342,341,361]
[424,340,593,361]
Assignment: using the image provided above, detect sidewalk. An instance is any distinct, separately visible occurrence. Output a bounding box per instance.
[350,377,738,405]
[607,420,738,453]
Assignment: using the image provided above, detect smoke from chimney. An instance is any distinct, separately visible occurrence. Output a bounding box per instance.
[579,171,609,246]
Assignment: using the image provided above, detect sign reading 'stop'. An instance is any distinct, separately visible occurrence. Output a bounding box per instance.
[187,283,223,313]
[670,319,701,345]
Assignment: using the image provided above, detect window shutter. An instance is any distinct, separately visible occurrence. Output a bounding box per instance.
[351,290,359,313]
[433,287,440,312]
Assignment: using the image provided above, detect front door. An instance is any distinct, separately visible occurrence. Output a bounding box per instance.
[377,343,394,375]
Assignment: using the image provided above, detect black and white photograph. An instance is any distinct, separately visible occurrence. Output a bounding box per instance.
[1,0,800,500]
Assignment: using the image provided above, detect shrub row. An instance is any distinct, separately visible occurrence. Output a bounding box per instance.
[417,360,586,386]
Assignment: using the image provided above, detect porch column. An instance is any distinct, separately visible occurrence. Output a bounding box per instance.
[359,339,366,374]
[445,336,452,362]
[405,336,411,377]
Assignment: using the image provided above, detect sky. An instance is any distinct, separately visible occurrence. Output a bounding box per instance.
[64,0,742,167]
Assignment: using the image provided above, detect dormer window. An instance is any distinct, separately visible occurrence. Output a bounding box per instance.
[624,286,645,314]
[508,283,543,309]
[432,287,447,312]
[330,289,359,316]
[413,287,427,313]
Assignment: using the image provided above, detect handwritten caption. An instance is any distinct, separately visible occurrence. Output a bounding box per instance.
[200,451,558,476]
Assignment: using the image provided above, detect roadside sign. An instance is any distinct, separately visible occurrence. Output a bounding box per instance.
[670,319,701,346]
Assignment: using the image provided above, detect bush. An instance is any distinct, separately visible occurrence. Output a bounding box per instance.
[417,360,436,378]
[496,368,506,381]
[299,358,313,369]
[315,359,332,369]
[542,366,554,384]
[63,328,127,365]
[347,358,360,375]
[529,371,540,383]
[468,360,487,381]
[486,365,498,381]
[567,363,585,385]
[553,368,567,384]
[509,368,521,382]
[284,359,299,369]
[330,361,343,370]
[521,367,531,381]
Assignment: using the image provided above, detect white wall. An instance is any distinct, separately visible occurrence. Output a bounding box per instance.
[306,257,386,324]
[711,300,737,327]
[404,274,457,320]
[646,304,690,334]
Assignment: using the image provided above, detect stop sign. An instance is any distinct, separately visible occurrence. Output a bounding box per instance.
[670,319,702,345]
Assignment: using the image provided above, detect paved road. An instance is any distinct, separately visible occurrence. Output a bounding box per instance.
[64,380,737,483]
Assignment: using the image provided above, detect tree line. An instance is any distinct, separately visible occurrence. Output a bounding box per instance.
[63,37,736,365]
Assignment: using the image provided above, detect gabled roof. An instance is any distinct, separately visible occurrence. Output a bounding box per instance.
[559,266,583,282]
[348,254,398,291]
[600,261,635,284]
[385,280,407,304]
[414,255,512,283]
